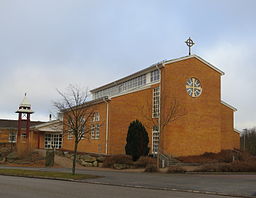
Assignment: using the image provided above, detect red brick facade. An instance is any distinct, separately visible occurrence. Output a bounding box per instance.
[60,55,240,157]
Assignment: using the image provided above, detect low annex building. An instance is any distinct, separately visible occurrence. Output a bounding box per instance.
[0,119,44,149]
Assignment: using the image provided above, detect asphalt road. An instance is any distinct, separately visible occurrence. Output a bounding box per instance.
[0,166,255,197]
[0,175,239,198]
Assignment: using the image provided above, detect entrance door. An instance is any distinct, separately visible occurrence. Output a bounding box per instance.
[44,133,62,149]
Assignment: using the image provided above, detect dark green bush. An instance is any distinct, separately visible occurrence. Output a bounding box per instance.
[125,120,149,161]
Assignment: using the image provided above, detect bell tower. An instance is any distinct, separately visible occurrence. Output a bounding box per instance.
[16,93,34,154]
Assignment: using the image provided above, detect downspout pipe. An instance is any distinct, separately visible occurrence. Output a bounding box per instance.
[103,97,109,155]
[156,64,162,167]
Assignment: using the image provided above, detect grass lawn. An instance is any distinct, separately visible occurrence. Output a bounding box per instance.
[0,169,99,180]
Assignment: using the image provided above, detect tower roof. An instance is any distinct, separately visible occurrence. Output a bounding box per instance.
[16,94,34,114]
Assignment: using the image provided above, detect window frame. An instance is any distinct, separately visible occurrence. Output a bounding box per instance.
[152,87,160,118]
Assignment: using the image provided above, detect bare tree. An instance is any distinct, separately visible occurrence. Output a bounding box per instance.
[241,127,256,155]
[54,85,95,175]
[136,94,186,168]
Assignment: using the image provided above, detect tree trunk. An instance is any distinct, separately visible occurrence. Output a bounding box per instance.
[72,141,78,175]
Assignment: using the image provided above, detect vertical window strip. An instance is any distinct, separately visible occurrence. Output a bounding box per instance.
[91,124,95,139]
[152,125,159,154]
[152,87,160,118]
[95,124,100,139]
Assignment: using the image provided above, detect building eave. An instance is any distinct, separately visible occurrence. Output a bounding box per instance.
[234,129,241,134]
[62,96,110,113]
[90,63,164,93]
[221,100,237,111]
[31,119,62,129]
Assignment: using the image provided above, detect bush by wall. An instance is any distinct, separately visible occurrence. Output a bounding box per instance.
[196,161,256,172]
[125,120,149,161]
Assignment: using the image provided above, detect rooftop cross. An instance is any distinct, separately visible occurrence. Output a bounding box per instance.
[185,37,195,56]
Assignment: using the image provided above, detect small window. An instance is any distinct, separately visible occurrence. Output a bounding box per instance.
[21,133,27,139]
[81,126,85,140]
[67,132,73,140]
[9,132,17,143]
[93,112,100,122]
[151,70,160,82]
[91,124,95,139]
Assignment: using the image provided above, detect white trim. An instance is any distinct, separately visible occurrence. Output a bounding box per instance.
[103,98,109,154]
[91,54,224,94]
[234,129,240,134]
[163,54,225,75]
[221,100,237,111]
[90,64,163,93]
[32,119,62,129]
[110,81,160,99]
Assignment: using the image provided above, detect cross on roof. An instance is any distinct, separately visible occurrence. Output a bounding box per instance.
[185,37,195,56]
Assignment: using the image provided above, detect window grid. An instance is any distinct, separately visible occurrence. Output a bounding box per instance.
[152,126,159,154]
[152,87,160,118]
[151,70,160,82]
[95,124,100,139]
[91,124,100,139]
[93,112,100,122]
[93,74,147,99]
[45,134,62,149]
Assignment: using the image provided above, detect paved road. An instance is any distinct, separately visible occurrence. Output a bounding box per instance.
[0,166,256,197]
[0,175,239,198]
[82,169,256,197]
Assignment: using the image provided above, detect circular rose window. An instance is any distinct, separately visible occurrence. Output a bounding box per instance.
[186,77,202,97]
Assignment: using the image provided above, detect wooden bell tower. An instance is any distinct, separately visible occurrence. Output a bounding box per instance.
[16,93,34,155]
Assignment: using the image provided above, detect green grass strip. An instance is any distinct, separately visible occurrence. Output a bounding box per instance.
[0,169,99,180]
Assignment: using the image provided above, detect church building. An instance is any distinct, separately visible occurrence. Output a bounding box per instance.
[61,54,240,157]
[0,54,240,158]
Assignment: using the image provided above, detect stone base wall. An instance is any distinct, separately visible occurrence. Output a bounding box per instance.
[55,150,106,167]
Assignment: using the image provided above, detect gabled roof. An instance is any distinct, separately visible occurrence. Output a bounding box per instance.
[90,54,224,93]
[32,119,63,133]
[163,54,225,75]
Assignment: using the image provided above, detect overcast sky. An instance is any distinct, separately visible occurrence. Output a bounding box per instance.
[0,0,255,130]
